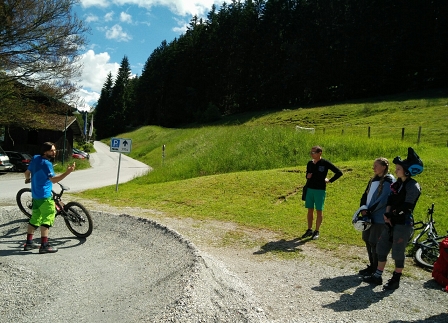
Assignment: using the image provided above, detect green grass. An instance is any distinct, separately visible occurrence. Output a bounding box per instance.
[53,157,91,173]
[77,89,448,251]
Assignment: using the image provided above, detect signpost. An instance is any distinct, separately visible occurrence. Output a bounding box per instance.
[110,138,133,191]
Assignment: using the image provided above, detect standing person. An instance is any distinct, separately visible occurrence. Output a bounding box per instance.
[23,142,76,254]
[364,147,423,289]
[301,146,343,240]
[356,158,394,277]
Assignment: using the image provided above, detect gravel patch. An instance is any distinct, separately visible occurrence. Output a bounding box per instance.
[1,197,447,322]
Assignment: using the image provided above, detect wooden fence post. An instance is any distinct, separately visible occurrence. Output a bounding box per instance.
[401,128,405,140]
[368,126,371,138]
[417,126,422,144]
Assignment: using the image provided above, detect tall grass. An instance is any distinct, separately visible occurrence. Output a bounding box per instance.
[122,125,428,184]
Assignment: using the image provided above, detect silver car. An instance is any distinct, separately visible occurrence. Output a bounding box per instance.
[0,146,13,171]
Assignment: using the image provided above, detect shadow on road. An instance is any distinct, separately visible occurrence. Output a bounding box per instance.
[253,237,308,255]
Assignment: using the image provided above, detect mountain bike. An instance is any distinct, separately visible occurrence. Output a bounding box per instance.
[409,203,447,268]
[16,183,93,238]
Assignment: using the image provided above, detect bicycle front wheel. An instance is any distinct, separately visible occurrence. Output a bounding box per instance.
[415,241,439,268]
[62,202,93,238]
[16,188,33,218]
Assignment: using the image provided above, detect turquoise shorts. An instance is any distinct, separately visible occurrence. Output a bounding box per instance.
[30,197,56,227]
[304,188,326,211]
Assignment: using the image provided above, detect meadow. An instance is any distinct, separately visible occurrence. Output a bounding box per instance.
[77,89,448,251]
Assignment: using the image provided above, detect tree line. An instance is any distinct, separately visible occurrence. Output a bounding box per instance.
[94,0,448,139]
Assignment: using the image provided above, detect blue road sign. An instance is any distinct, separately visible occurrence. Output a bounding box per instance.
[110,138,132,153]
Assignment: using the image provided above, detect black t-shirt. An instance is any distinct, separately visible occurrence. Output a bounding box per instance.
[306,158,343,190]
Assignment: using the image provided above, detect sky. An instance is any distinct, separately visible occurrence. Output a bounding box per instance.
[74,0,219,111]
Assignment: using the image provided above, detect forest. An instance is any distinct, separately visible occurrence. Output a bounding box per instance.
[93,0,448,139]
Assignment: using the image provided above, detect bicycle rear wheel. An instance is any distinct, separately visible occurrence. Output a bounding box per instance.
[62,202,93,238]
[415,241,439,268]
[16,188,33,218]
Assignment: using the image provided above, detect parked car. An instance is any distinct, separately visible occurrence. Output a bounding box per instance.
[73,148,90,159]
[0,147,14,172]
[5,151,32,172]
[72,152,85,159]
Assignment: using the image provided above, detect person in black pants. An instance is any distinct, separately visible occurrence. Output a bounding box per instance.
[357,157,394,277]
[364,147,423,290]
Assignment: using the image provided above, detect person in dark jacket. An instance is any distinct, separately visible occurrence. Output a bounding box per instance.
[364,147,423,290]
[357,157,394,277]
[301,146,343,240]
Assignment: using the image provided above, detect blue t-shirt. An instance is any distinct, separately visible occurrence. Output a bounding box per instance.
[28,155,55,199]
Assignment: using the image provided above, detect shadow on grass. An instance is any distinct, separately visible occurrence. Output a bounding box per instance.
[253,237,311,255]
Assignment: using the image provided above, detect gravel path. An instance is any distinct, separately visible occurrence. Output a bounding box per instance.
[1,195,447,323]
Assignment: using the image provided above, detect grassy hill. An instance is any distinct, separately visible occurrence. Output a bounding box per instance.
[77,89,448,251]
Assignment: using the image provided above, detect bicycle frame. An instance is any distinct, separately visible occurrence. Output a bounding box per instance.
[16,183,93,238]
[411,204,437,246]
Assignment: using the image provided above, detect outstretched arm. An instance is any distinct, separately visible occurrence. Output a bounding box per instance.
[50,162,76,184]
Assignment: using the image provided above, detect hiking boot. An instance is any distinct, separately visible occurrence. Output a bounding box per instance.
[358,265,373,276]
[301,229,313,239]
[39,244,58,254]
[23,241,40,251]
[312,230,320,240]
[383,272,401,290]
[363,274,383,285]
[383,278,400,290]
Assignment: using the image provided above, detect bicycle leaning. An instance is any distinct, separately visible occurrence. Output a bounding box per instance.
[16,183,93,238]
[409,203,447,269]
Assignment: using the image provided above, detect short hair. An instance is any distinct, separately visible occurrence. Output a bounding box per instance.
[40,142,55,155]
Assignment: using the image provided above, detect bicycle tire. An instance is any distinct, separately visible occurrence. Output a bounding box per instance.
[415,241,439,269]
[62,202,93,238]
[16,188,33,218]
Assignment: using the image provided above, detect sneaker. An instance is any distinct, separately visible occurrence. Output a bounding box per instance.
[358,265,373,276]
[39,244,58,254]
[23,241,40,251]
[301,229,313,239]
[312,230,320,240]
[363,274,383,285]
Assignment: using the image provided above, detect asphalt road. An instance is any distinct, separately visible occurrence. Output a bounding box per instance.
[0,141,150,201]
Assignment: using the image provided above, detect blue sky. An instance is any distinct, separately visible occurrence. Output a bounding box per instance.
[74,0,219,110]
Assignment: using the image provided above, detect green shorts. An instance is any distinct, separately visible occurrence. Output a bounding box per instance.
[304,188,326,211]
[30,197,56,228]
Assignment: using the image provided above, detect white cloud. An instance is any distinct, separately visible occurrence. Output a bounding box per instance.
[76,50,120,109]
[80,0,109,8]
[82,0,219,17]
[85,14,99,23]
[172,17,188,34]
[105,24,132,41]
[104,11,114,21]
[120,12,132,23]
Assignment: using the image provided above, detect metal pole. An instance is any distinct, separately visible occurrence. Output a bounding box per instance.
[62,112,68,165]
[115,152,122,192]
